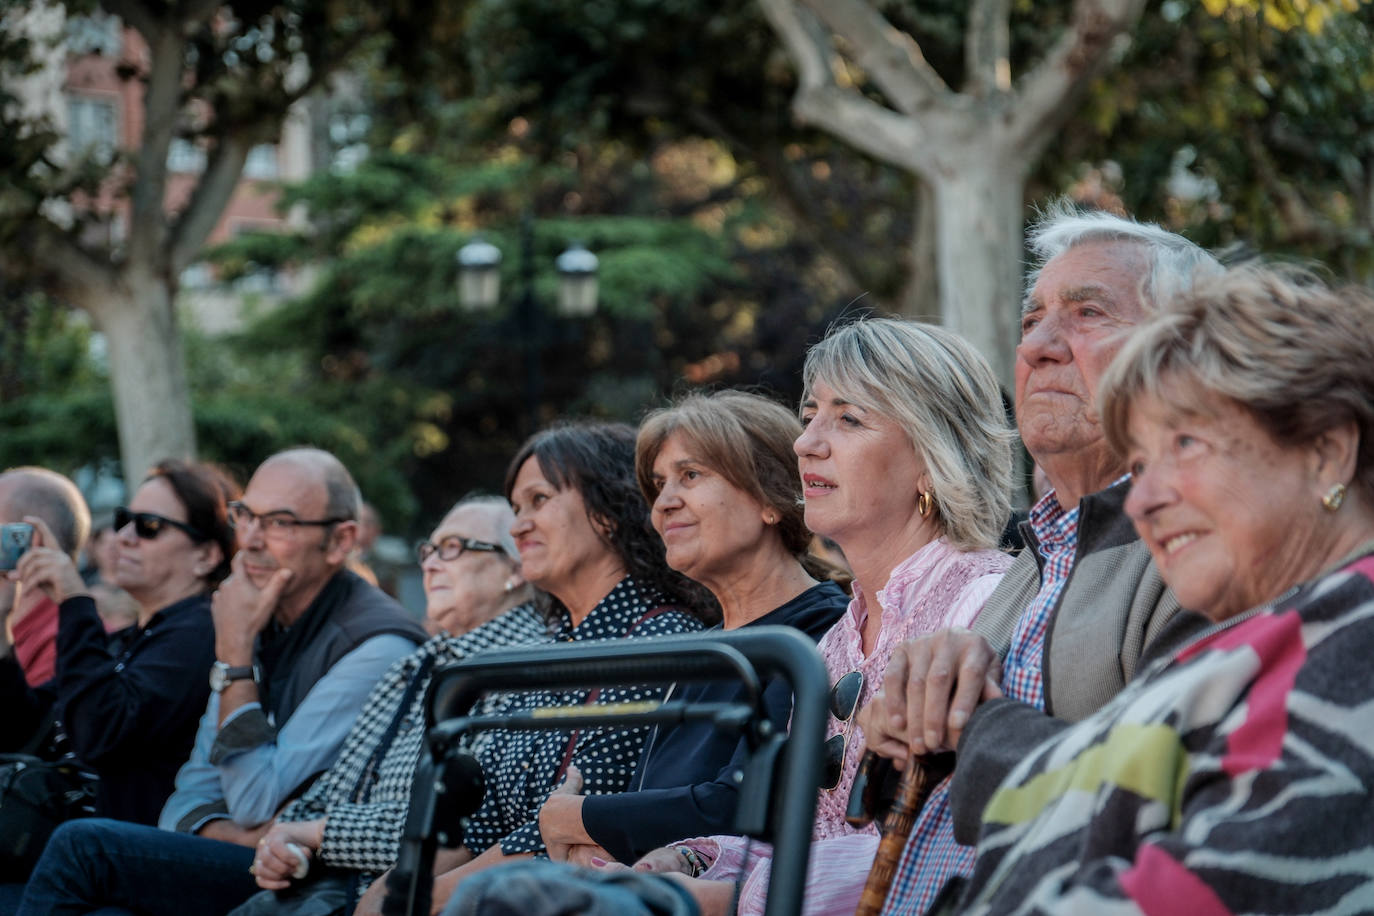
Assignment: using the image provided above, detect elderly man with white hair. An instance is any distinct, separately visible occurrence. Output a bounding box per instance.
[861,203,1224,915]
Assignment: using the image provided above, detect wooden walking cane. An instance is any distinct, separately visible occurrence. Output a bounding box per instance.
[849,750,955,916]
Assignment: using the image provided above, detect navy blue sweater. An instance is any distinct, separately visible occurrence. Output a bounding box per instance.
[57,592,215,824]
[580,581,848,862]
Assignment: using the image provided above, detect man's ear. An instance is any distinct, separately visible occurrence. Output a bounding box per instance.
[324,520,359,563]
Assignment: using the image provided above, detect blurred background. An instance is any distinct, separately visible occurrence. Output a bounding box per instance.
[1,0,1370,607]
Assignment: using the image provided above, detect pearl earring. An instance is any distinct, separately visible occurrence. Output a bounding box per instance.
[1323,482,1347,512]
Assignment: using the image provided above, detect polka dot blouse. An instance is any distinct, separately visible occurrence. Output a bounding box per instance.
[458,576,703,856]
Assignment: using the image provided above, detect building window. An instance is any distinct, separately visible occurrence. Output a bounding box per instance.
[65,12,122,57]
[243,144,279,180]
[167,138,207,173]
[67,95,118,163]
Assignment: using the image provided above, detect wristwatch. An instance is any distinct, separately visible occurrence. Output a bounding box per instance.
[209,660,259,693]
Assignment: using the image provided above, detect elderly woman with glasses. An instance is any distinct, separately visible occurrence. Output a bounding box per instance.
[5,459,239,826]
[938,266,1374,913]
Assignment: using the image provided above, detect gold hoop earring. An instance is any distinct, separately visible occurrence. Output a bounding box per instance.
[917,491,934,519]
[1323,482,1347,512]
[764,513,777,525]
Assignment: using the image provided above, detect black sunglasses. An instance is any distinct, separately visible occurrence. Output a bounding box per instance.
[821,669,864,791]
[415,535,505,564]
[115,506,206,542]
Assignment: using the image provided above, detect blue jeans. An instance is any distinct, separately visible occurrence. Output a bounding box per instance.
[17,819,257,916]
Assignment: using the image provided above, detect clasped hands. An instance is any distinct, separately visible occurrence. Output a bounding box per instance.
[538,765,613,867]
[249,818,326,890]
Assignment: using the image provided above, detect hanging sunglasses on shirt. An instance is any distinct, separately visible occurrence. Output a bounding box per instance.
[821,669,864,791]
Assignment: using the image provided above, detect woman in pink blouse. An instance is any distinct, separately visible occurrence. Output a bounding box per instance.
[624,317,1018,915]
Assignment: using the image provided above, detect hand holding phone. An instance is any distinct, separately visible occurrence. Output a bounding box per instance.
[0,523,34,572]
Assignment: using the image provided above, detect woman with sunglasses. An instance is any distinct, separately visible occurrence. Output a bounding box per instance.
[7,459,238,826]
[581,319,1017,916]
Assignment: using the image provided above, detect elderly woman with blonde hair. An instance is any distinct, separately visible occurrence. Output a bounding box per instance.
[940,265,1374,913]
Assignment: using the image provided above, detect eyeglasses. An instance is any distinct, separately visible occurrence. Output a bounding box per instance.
[415,535,504,564]
[226,501,351,536]
[114,506,206,542]
[821,669,864,791]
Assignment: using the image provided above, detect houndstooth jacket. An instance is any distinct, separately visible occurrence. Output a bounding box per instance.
[278,603,548,887]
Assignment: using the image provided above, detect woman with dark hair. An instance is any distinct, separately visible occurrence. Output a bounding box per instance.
[536,390,849,864]
[376,421,709,913]
[6,459,239,825]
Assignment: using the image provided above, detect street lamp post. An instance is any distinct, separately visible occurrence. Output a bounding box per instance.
[455,216,599,435]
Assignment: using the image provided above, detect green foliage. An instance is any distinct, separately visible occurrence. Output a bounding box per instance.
[0,291,116,474]
[191,149,799,530]
[1046,0,1374,279]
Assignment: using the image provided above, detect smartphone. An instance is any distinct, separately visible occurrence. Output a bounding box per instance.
[0,522,34,571]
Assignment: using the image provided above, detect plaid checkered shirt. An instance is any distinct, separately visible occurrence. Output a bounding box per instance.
[881,489,1082,915]
[277,603,549,896]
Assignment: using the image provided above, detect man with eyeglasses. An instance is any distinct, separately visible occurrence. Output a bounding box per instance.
[15,449,426,916]
[230,495,549,915]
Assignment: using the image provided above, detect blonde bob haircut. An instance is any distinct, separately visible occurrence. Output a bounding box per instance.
[802,317,1014,551]
[636,390,812,559]
[1099,264,1374,504]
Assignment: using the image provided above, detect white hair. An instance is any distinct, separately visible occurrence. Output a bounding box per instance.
[1024,199,1223,314]
[446,494,520,562]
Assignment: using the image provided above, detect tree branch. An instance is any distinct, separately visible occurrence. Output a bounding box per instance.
[797,0,952,115]
[125,20,184,271]
[168,134,252,273]
[965,0,1012,97]
[0,218,118,317]
[1007,0,1146,160]
[756,0,833,92]
[791,85,933,176]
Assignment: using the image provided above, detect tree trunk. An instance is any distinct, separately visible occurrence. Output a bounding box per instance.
[896,180,940,321]
[929,161,1024,392]
[91,271,197,485]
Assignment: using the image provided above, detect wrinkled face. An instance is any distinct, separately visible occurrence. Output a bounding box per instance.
[649,432,774,587]
[1016,241,1148,462]
[112,478,208,604]
[421,504,517,635]
[1123,391,1323,622]
[794,379,928,549]
[508,457,616,599]
[235,460,348,609]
